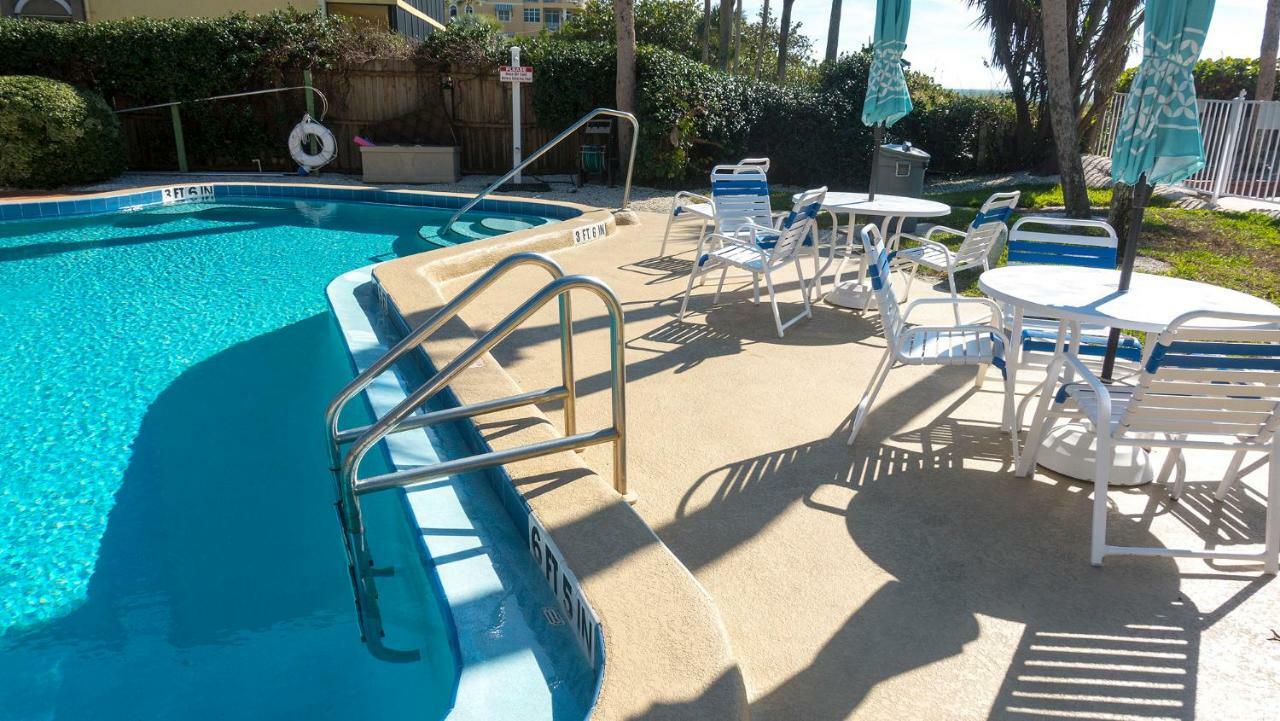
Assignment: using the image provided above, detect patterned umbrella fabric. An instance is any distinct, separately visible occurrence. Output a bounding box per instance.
[1110,0,1215,186]
[862,0,913,128]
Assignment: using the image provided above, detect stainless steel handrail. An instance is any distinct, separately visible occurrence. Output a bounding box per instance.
[327,262,629,656]
[439,108,639,236]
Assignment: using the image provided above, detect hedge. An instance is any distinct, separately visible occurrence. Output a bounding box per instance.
[0,76,125,188]
[1117,57,1277,101]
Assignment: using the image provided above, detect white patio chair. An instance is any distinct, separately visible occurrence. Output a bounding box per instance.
[1000,216,1145,441]
[896,190,1020,321]
[659,158,771,257]
[1018,311,1280,572]
[847,223,1007,445]
[677,186,825,338]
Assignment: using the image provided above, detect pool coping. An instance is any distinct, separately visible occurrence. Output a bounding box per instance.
[0,181,595,224]
[369,219,751,720]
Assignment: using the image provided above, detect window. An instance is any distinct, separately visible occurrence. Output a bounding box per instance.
[449,4,457,17]
[523,7,540,22]
[464,4,473,13]
[494,3,512,21]
[544,9,561,30]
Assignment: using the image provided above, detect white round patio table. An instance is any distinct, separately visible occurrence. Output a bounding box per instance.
[796,192,951,309]
[979,265,1280,485]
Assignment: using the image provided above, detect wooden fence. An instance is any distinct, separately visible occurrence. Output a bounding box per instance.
[117,60,589,176]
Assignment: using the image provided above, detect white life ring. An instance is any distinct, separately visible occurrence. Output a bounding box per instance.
[288,114,336,171]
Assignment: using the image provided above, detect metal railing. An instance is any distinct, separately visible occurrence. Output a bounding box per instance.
[326,252,629,656]
[438,108,638,236]
[1094,91,1280,202]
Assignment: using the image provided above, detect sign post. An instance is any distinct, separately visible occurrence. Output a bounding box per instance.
[500,47,534,185]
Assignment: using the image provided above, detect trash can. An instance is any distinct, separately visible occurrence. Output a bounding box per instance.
[872,142,930,231]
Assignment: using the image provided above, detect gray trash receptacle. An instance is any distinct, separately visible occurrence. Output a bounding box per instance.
[872,143,930,231]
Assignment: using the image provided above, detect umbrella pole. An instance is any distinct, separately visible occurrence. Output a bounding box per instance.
[1100,175,1153,381]
[868,124,884,201]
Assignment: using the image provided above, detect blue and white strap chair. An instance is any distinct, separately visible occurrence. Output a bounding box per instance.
[659,159,772,257]
[1000,217,1145,439]
[1018,311,1280,573]
[677,187,825,338]
[896,190,1020,321]
[847,223,1007,445]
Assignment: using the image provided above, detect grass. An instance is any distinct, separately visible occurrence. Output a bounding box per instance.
[923,183,1174,210]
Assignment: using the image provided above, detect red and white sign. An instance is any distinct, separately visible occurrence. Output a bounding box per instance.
[499,65,534,83]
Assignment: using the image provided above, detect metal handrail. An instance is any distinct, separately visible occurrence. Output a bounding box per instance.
[113,85,330,120]
[328,261,629,655]
[439,108,639,236]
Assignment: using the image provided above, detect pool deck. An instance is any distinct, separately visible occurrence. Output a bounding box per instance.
[377,209,1280,721]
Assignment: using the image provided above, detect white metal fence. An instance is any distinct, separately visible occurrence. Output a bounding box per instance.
[1093,91,1280,202]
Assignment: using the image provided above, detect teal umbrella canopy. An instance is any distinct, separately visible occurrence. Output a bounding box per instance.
[1110,0,1216,186]
[861,0,913,128]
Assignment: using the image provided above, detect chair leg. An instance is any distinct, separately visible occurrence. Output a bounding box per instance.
[1017,387,1060,478]
[678,261,703,321]
[903,263,918,301]
[752,275,761,304]
[947,272,961,325]
[1266,441,1279,574]
[975,364,988,390]
[1214,449,1247,501]
[794,256,813,320]
[660,210,677,256]
[764,270,785,338]
[1158,446,1184,499]
[712,266,729,305]
[1092,434,1113,567]
[848,349,894,445]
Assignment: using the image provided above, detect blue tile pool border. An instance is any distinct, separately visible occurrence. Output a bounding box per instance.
[0,183,585,223]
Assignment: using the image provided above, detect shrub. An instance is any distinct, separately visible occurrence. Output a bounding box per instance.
[1117,57,1274,100]
[417,15,509,68]
[0,75,125,188]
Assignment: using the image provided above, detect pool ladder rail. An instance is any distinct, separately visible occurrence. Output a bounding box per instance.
[325,252,630,661]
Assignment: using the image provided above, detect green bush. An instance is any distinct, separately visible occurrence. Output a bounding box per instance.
[0,75,125,188]
[1117,57,1275,100]
[417,15,509,67]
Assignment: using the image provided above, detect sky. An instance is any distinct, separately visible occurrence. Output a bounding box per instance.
[740,0,1269,90]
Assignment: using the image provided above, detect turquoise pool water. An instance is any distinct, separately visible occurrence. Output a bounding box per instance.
[0,198,571,719]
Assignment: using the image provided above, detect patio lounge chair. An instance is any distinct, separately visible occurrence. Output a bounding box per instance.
[1018,310,1280,572]
[999,217,1145,442]
[896,190,1020,322]
[659,158,772,257]
[677,186,825,338]
[847,223,1006,445]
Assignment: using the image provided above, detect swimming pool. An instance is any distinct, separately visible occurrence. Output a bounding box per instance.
[0,189,593,720]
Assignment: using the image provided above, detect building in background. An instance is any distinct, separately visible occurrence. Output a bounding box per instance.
[449,0,581,37]
[0,0,447,40]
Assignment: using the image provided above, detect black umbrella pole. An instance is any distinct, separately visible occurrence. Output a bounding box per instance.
[1100,176,1152,381]
[868,125,884,201]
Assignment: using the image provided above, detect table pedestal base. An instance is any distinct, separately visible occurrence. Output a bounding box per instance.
[1035,420,1153,487]
[824,281,878,310]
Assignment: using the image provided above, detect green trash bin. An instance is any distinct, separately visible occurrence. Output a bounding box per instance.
[873,143,931,232]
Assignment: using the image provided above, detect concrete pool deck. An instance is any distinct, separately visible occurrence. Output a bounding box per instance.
[376,210,1280,721]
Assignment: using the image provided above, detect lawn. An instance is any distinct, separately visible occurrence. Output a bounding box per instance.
[922,183,1174,211]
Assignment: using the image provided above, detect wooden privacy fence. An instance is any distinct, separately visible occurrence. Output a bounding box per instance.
[116,60,589,176]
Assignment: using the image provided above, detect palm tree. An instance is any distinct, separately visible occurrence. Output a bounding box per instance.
[1259,0,1280,100]
[719,0,734,70]
[825,0,842,63]
[1040,0,1090,217]
[615,0,636,160]
[753,0,772,79]
[732,0,744,73]
[777,0,796,80]
[701,0,712,64]
[965,0,1043,159]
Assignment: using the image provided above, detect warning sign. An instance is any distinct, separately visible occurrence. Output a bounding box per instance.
[499,65,534,83]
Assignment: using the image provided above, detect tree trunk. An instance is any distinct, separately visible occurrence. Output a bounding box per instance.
[1258,0,1280,101]
[731,0,744,73]
[1041,0,1092,217]
[701,0,712,64]
[753,0,771,80]
[825,0,842,63]
[615,0,636,166]
[1107,180,1134,246]
[777,0,795,81]
[719,0,734,70]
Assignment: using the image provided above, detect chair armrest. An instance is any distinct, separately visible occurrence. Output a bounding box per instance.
[896,323,1006,358]
[707,232,769,257]
[902,296,1003,329]
[898,234,956,268]
[673,190,712,207]
[924,225,969,240]
[1057,354,1113,432]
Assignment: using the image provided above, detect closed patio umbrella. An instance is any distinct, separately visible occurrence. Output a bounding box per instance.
[862,0,913,200]
[1102,0,1215,379]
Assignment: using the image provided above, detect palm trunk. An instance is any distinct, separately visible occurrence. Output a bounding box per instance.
[753,0,771,80]
[701,0,712,64]
[731,0,744,73]
[825,0,842,63]
[1041,0,1091,218]
[777,0,795,80]
[719,0,734,70]
[615,0,636,164]
[1259,0,1280,101]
